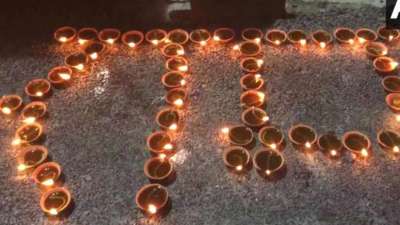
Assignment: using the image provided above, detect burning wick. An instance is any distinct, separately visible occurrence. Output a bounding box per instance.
[12,138,21,146]
[274,40,281,45]
[358,37,366,44]
[36,91,44,97]
[256,59,264,67]
[159,153,167,161]
[58,73,71,80]
[200,40,207,46]
[128,42,136,48]
[390,61,399,70]
[300,39,307,46]
[257,92,265,102]
[235,165,243,171]
[262,116,269,122]
[42,179,55,186]
[254,38,261,44]
[1,107,11,115]
[178,65,188,72]
[330,149,337,157]
[348,39,355,45]
[151,40,159,46]
[305,142,312,149]
[221,127,230,135]
[177,49,185,56]
[173,99,184,107]
[49,208,58,216]
[213,36,220,41]
[23,117,36,124]
[360,148,369,157]
[90,53,98,60]
[17,163,27,172]
[169,123,178,131]
[78,39,87,45]
[393,146,400,153]
[163,143,173,150]
[180,79,186,86]
[106,39,114,44]
[147,204,157,214]
[396,115,400,122]
[389,35,394,41]
[319,42,326,49]
[270,143,277,150]
[254,74,261,82]
[59,37,67,43]
[233,45,240,51]
[75,64,84,71]
[265,170,271,175]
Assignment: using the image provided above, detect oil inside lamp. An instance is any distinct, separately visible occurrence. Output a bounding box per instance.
[156,108,180,131]
[65,52,89,72]
[21,101,47,123]
[253,148,285,178]
[147,131,174,156]
[146,29,167,46]
[54,26,76,44]
[377,130,400,154]
[334,27,356,45]
[213,28,235,43]
[240,90,266,108]
[386,93,400,113]
[0,95,22,115]
[288,124,317,150]
[121,30,144,48]
[364,42,388,59]
[48,66,73,87]
[287,29,307,46]
[189,29,211,46]
[135,184,169,217]
[265,29,287,46]
[382,76,400,93]
[166,88,187,108]
[373,56,398,74]
[377,26,400,42]
[223,146,251,174]
[227,125,254,147]
[240,57,264,73]
[259,126,284,150]
[241,107,269,128]
[98,28,121,44]
[14,122,43,145]
[240,73,264,91]
[161,71,186,89]
[239,41,261,57]
[144,157,174,183]
[342,131,371,159]
[356,28,378,44]
[84,42,105,60]
[161,43,185,58]
[17,145,48,172]
[40,187,71,216]
[311,30,332,49]
[165,56,189,72]
[241,28,263,43]
[25,79,52,99]
[318,133,343,158]
[32,162,61,187]
[167,29,189,45]
[77,27,98,45]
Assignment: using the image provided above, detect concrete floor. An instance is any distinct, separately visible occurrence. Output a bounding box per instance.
[1,2,399,225]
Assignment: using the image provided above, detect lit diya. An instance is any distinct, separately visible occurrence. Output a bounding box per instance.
[0,95,22,115]
[47,66,73,88]
[356,28,378,44]
[21,101,47,124]
[287,29,307,46]
[161,43,185,58]
[382,76,400,93]
[332,27,355,45]
[144,157,175,184]
[241,107,269,129]
[54,26,76,44]
[13,122,43,146]
[166,29,189,45]
[146,131,175,157]
[98,28,121,45]
[25,79,52,99]
[258,126,284,150]
[213,28,235,43]
[83,41,106,60]
[227,125,254,148]
[165,88,187,108]
[135,184,170,217]
[317,133,343,158]
[121,30,144,48]
[32,161,61,188]
[265,29,287,46]
[240,90,266,109]
[161,71,186,90]
[189,29,211,46]
[342,131,371,159]
[65,52,89,72]
[77,27,98,45]
[373,56,398,75]
[240,73,264,91]
[364,42,388,59]
[145,29,167,46]
[40,187,72,216]
[377,26,400,43]
[253,148,285,179]
[241,28,263,43]
[311,30,333,49]
[377,130,400,154]
[239,41,262,57]
[165,56,189,72]
[223,146,251,174]
[240,57,264,73]
[288,124,317,151]
[386,93,400,113]
[16,145,48,172]
[156,107,180,131]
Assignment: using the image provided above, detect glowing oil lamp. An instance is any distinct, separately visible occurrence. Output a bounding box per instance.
[161,71,186,90]
[77,27,98,45]
[265,29,287,46]
[83,41,106,61]
[356,28,378,44]
[54,26,76,44]
[223,146,251,174]
[288,124,317,151]
[386,93,400,113]
[334,27,356,45]
[213,28,235,43]
[0,95,22,115]
[253,148,285,179]
[240,90,266,109]
[145,29,167,46]
[167,29,189,45]
[40,187,71,217]
[373,56,398,75]
[47,66,73,88]
[161,43,185,58]
[311,30,333,49]
[364,42,388,60]
[240,73,264,91]
[342,131,371,159]
[240,57,264,73]
[21,101,47,124]
[239,41,262,57]
[121,30,144,48]
[189,29,211,46]
[32,162,62,188]
[382,76,400,93]
[165,88,187,108]
[144,157,175,184]
[287,29,307,46]
[377,130,400,155]
[25,79,52,99]
[147,131,175,156]
[241,28,263,43]
[16,145,48,173]
[65,52,89,72]
[377,26,400,43]
[156,108,180,131]
[98,28,120,45]
[227,125,254,149]
[259,126,284,150]
[136,184,170,217]
[317,133,343,158]
[165,56,189,72]
[13,122,43,146]
[241,107,269,129]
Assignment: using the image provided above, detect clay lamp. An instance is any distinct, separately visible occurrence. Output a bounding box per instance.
[166,29,189,45]
[146,131,175,157]
[311,30,333,49]
[240,90,266,109]
[288,124,317,151]
[165,56,189,72]
[77,27,98,45]
[342,131,371,159]
[223,146,251,174]
[121,30,144,48]
[98,28,120,45]
[156,108,180,131]
[16,145,48,173]
[213,28,235,43]
[334,27,356,45]
[259,126,284,151]
[135,184,170,217]
[241,28,263,43]
[356,28,378,44]
[0,95,22,116]
[12,122,43,146]
[144,157,175,184]
[265,29,287,46]
[21,101,47,124]
[161,71,186,90]
[317,133,343,158]
[377,26,400,43]
[47,66,73,88]
[382,76,400,93]
[364,42,388,59]
[145,29,168,46]
[373,56,398,75]
[239,41,261,57]
[241,107,269,129]
[189,29,211,46]
[83,41,106,61]
[40,187,72,217]
[377,130,400,154]
[161,43,185,58]
[165,88,187,109]
[386,93,400,113]
[253,148,285,179]
[65,52,89,72]
[32,162,62,188]
[25,79,52,99]
[240,73,264,91]
[287,29,307,46]
[227,125,254,149]
[240,57,264,73]
[54,26,76,44]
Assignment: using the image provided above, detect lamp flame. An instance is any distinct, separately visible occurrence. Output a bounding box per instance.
[358,37,366,44]
[274,40,281,45]
[235,165,243,171]
[42,179,55,186]
[270,143,277,150]
[17,164,27,172]
[163,143,173,150]
[2,107,11,115]
[59,72,71,80]
[151,39,159,46]
[36,91,44,97]
[78,39,87,45]
[393,146,400,153]
[59,37,67,43]
[12,138,21,146]
[177,49,185,55]
[319,42,326,49]
[300,39,307,46]
[265,170,271,175]
[173,99,184,107]
[106,39,114,44]
[90,53,98,60]
[305,142,312,149]
[147,204,157,214]
[256,59,264,67]
[213,36,220,41]
[330,149,337,156]
[200,40,207,46]
[23,117,36,124]
[360,148,369,157]
[178,65,188,72]
[233,45,240,51]
[128,42,136,48]
[221,127,230,134]
[49,208,58,216]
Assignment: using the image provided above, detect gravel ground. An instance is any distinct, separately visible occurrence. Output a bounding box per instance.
[1,2,400,225]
